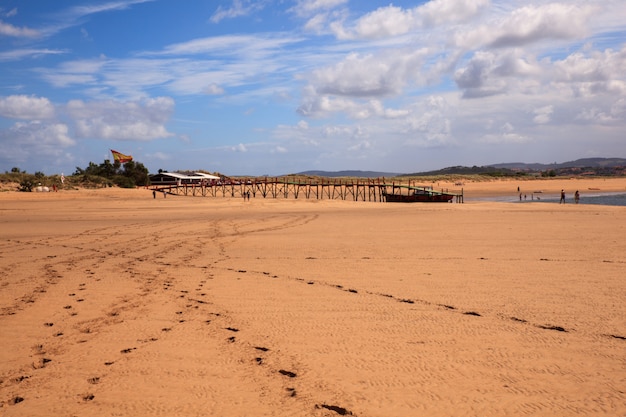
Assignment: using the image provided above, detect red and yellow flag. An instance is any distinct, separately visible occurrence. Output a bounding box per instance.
[111,149,133,163]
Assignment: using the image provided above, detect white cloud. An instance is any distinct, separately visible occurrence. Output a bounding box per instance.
[0,121,75,166]
[272,145,288,154]
[2,0,153,43]
[456,3,593,49]
[148,151,170,161]
[232,143,247,152]
[400,96,454,147]
[417,0,489,27]
[291,0,348,17]
[303,49,428,99]
[533,105,554,124]
[210,0,267,23]
[10,121,74,147]
[0,95,55,120]
[66,97,175,141]
[203,84,225,95]
[454,49,544,98]
[551,46,626,97]
[332,0,488,40]
[3,8,18,18]
[0,19,39,38]
[479,122,530,144]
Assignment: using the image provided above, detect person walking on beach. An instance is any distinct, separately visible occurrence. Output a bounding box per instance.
[560,189,565,204]
[574,190,580,204]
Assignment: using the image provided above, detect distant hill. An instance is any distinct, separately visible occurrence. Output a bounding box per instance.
[292,158,626,178]
[295,170,400,178]
[487,158,626,170]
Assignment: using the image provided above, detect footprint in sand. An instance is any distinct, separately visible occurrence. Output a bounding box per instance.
[278,369,297,378]
[317,404,353,415]
[32,358,52,369]
[8,396,24,405]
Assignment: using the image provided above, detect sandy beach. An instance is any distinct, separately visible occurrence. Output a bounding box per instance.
[1,178,625,416]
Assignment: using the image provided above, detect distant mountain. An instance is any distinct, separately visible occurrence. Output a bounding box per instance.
[295,170,400,178]
[292,158,626,178]
[488,158,626,170]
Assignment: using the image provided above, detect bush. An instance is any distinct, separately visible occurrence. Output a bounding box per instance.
[113,175,136,188]
[19,177,35,192]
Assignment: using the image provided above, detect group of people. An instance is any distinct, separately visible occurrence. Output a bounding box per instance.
[517,186,580,203]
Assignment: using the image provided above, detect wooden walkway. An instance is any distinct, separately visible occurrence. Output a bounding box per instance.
[150,178,464,203]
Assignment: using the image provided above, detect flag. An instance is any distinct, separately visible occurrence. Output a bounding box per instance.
[111,149,133,163]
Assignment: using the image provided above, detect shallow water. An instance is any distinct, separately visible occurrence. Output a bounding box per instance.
[474,192,626,206]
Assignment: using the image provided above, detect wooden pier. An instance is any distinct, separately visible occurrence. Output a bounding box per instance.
[150,177,464,203]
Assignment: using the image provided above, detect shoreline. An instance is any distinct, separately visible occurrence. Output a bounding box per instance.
[2,177,626,201]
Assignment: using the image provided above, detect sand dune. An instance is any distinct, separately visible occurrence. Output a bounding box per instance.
[1,179,625,416]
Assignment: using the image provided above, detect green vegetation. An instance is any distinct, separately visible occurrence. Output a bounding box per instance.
[73,159,149,188]
[1,159,150,192]
[0,167,51,192]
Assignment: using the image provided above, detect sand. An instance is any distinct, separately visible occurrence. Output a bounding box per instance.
[1,178,625,417]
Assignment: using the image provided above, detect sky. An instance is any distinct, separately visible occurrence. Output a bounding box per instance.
[1,0,625,176]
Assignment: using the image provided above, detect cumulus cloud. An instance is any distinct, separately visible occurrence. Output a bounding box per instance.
[401,95,454,147]
[9,121,74,146]
[296,92,375,119]
[66,97,175,141]
[552,46,626,96]
[454,49,543,98]
[479,122,530,144]
[0,121,75,166]
[332,0,488,39]
[456,3,592,49]
[0,95,55,120]
[574,97,626,123]
[303,49,428,99]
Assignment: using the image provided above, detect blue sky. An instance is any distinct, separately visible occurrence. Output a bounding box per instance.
[1,0,625,175]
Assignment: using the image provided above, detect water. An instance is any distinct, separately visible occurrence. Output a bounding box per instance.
[536,192,626,207]
[477,192,626,206]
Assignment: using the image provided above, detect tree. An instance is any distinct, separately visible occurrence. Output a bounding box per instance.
[72,157,150,188]
[122,160,149,187]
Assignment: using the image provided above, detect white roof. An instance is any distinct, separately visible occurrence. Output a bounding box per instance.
[159,172,220,180]
[193,172,221,180]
